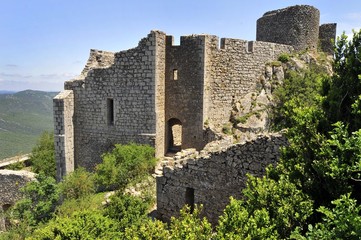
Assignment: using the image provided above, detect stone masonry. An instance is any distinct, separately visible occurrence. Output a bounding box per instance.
[53,4,336,222]
[55,5,336,178]
[0,170,36,231]
[157,133,287,225]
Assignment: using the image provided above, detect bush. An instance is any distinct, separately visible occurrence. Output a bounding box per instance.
[170,205,213,240]
[94,143,157,191]
[103,192,149,230]
[29,210,122,240]
[59,167,95,200]
[278,53,290,63]
[10,174,60,227]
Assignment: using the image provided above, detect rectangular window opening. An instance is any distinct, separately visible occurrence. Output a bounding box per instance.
[107,98,114,126]
[173,69,178,80]
[247,41,254,53]
[185,187,195,213]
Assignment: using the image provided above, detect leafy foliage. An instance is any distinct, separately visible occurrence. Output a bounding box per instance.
[103,192,149,231]
[29,210,122,240]
[217,197,278,239]
[30,131,56,179]
[59,167,95,200]
[323,30,361,131]
[169,205,213,240]
[124,219,170,240]
[272,69,326,130]
[94,143,157,191]
[292,194,361,240]
[217,173,313,239]
[10,174,59,227]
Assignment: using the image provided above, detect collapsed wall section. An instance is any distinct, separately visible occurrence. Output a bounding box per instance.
[64,31,166,171]
[256,5,320,51]
[53,90,74,181]
[157,133,287,225]
[205,38,293,127]
[0,170,36,231]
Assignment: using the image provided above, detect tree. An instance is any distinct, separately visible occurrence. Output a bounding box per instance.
[217,173,313,239]
[30,131,56,179]
[292,194,361,240]
[323,30,361,131]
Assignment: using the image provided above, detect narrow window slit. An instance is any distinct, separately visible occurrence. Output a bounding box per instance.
[107,98,114,126]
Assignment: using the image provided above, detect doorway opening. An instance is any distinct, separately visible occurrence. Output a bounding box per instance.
[167,118,182,153]
[185,187,195,213]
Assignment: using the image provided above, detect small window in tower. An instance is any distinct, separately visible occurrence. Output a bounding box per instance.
[107,98,114,126]
[173,69,178,80]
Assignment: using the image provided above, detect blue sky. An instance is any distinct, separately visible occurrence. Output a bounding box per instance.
[1,0,360,91]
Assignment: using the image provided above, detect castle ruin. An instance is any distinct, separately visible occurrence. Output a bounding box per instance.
[54,5,336,222]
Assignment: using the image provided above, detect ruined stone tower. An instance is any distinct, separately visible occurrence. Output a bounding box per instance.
[54,5,336,181]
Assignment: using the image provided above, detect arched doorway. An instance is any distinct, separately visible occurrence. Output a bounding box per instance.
[167,118,182,153]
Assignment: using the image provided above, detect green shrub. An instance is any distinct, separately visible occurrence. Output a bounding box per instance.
[30,131,56,179]
[104,192,149,230]
[95,143,157,191]
[222,124,232,135]
[29,210,122,240]
[4,160,26,170]
[278,53,290,63]
[170,205,213,240]
[59,167,95,200]
[10,174,60,227]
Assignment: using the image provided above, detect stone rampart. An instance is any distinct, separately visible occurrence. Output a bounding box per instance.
[205,37,293,127]
[256,5,320,51]
[156,132,287,225]
[319,23,337,55]
[59,31,166,171]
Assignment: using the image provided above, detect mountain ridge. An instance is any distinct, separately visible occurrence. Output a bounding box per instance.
[0,90,58,159]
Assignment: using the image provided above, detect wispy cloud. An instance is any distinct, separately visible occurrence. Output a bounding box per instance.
[0,72,32,79]
[5,64,19,68]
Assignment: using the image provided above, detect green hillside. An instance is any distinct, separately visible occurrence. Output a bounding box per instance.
[0,90,58,159]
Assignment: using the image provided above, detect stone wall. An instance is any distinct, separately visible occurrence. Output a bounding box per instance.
[256,5,320,51]
[60,31,166,171]
[319,23,337,55]
[165,35,207,152]
[0,170,36,231]
[205,37,293,127]
[54,90,74,181]
[156,132,287,225]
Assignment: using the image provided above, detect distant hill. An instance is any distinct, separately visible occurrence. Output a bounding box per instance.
[0,90,58,159]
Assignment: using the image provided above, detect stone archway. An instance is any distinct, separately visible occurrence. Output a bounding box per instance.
[167,118,182,153]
